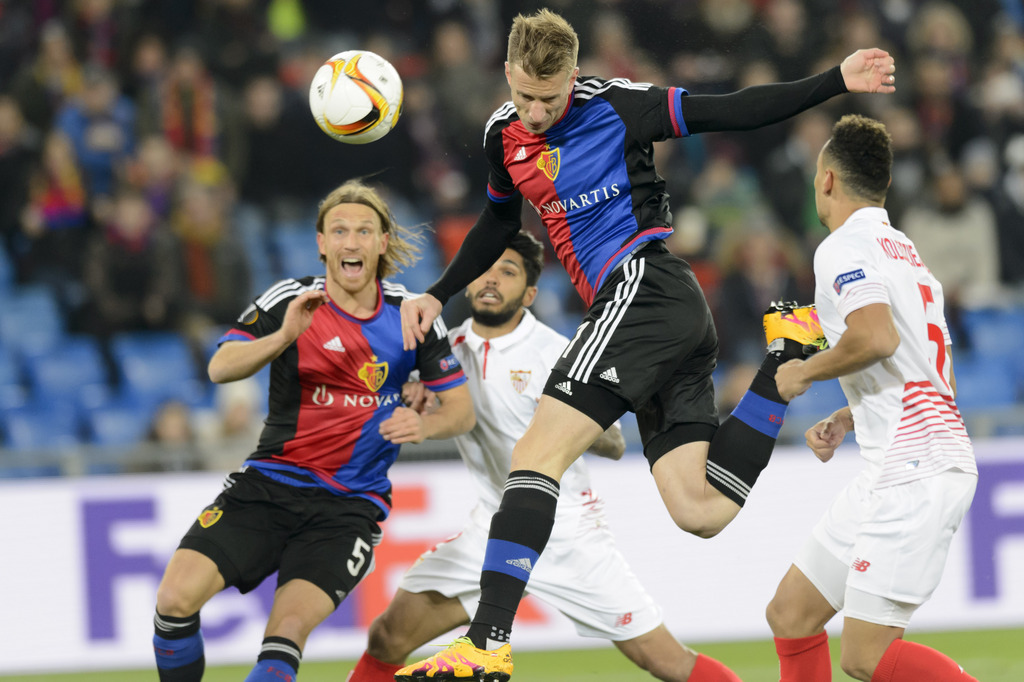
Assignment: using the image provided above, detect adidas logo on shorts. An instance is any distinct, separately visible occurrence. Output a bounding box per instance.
[555,381,573,396]
[600,367,620,384]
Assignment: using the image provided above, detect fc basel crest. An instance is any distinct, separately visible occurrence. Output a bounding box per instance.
[537,147,561,181]
[510,369,532,394]
[198,506,222,528]
[358,355,389,392]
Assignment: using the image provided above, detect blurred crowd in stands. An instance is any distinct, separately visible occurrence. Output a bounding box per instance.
[1,0,1023,473]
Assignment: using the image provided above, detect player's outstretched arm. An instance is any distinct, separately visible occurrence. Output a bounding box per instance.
[208,290,328,383]
[840,48,896,93]
[380,383,474,443]
[400,293,442,351]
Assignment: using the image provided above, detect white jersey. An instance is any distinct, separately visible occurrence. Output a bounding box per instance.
[448,310,604,538]
[399,309,662,640]
[813,207,976,488]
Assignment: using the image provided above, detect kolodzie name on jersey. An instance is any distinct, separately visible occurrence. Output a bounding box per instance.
[877,237,923,268]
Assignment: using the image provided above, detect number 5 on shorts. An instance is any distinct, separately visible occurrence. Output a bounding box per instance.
[347,536,373,576]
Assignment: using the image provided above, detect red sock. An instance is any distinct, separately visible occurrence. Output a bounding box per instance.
[871,639,977,682]
[775,631,831,681]
[347,651,403,682]
[689,653,742,681]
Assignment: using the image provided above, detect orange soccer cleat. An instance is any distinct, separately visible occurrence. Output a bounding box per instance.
[394,637,513,681]
[763,301,828,358]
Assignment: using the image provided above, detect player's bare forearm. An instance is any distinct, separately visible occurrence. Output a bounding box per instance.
[210,290,327,383]
[208,334,291,383]
[586,424,625,460]
[422,383,476,439]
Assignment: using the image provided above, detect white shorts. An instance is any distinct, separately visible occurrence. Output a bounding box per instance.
[399,505,663,641]
[794,467,976,627]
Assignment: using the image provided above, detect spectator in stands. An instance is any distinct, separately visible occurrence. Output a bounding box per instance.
[135,42,243,175]
[0,96,38,261]
[123,134,179,219]
[170,157,251,347]
[194,377,265,471]
[761,110,835,246]
[138,399,201,472]
[901,161,1004,312]
[19,130,90,307]
[8,20,83,134]
[78,186,180,337]
[54,65,135,199]
[713,227,809,413]
[236,73,310,222]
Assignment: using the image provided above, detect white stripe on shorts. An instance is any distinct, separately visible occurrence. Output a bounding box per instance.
[568,258,644,383]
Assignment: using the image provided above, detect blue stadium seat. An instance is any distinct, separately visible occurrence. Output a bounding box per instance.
[271,227,321,280]
[952,356,1018,411]
[0,285,64,358]
[0,346,27,410]
[0,402,80,452]
[0,244,14,294]
[109,331,206,406]
[784,378,848,417]
[23,335,111,410]
[84,403,153,447]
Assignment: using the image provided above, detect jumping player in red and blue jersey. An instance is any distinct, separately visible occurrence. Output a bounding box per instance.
[152,180,474,682]
[398,9,897,681]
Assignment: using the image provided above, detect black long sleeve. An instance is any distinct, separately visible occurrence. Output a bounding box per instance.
[680,66,848,134]
[425,195,523,305]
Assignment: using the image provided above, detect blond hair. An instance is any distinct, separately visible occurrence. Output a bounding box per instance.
[315,180,422,279]
[507,9,579,79]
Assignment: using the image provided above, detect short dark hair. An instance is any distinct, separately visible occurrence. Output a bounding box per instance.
[507,232,545,287]
[823,114,893,203]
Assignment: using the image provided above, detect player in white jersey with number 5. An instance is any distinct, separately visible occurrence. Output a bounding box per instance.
[766,114,979,682]
[348,232,744,681]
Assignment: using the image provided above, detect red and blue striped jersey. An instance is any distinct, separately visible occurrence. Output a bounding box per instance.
[217,276,466,518]
[485,77,689,305]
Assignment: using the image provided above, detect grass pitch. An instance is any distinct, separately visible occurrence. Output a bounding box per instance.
[2,628,1020,681]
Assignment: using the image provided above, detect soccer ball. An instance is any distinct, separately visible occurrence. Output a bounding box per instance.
[308,50,403,144]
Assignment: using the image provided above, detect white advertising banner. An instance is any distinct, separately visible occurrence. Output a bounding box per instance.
[2,438,1023,674]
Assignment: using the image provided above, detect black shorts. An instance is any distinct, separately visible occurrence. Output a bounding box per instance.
[178,468,382,607]
[545,240,720,463]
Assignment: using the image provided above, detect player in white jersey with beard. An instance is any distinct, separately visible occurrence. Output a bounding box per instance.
[767,114,979,682]
[348,232,744,681]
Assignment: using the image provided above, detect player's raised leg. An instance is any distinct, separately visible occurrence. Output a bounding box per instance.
[654,302,827,538]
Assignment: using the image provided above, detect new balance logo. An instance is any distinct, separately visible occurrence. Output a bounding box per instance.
[600,367,620,384]
[323,336,346,352]
[555,381,573,396]
[513,146,527,161]
[852,558,871,572]
[507,557,533,573]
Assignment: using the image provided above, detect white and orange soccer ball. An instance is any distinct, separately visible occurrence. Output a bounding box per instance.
[308,50,403,144]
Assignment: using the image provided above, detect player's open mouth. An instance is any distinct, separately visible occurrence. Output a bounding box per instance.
[476,290,502,303]
[341,258,363,274]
